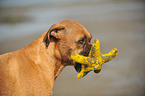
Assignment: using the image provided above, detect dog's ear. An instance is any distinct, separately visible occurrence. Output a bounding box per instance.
[43,24,65,47]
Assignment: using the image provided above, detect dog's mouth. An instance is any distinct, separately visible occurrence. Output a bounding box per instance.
[74,45,92,73]
[74,62,82,73]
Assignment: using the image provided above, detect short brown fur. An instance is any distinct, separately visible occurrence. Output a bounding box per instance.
[0,20,92,96]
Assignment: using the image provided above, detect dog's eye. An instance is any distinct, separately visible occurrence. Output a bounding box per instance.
[79,40,83,44]
[78,39,84,44]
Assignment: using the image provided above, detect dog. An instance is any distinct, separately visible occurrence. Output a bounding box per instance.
[0,20,92,96]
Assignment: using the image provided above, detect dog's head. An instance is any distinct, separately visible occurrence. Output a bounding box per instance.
[43,20,92,72]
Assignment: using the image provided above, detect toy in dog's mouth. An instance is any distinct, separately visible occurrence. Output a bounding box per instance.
[74,62,101,73]
[71,39,118,79]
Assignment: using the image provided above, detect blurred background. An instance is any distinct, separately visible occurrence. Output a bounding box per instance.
[0,0,145,96]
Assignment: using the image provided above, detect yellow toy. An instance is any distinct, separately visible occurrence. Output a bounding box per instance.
[71,39,118,79]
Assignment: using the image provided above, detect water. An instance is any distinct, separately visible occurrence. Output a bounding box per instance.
[0,0,145,96]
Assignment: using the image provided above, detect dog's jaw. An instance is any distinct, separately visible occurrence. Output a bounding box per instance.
[74,44,92,73]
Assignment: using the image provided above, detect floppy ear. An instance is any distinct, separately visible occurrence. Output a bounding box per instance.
[43,24,65,47]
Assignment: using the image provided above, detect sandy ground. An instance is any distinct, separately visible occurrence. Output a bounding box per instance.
[0,0,145,96]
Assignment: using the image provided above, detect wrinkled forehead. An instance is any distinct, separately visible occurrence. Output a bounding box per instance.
[60,20,92,39]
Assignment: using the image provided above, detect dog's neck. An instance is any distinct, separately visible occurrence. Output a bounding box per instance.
[23,32,65,80]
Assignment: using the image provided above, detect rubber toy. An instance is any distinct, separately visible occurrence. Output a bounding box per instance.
[71,39,118,79]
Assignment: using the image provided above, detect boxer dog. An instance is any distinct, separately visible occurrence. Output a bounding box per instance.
[0,20,92,96]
